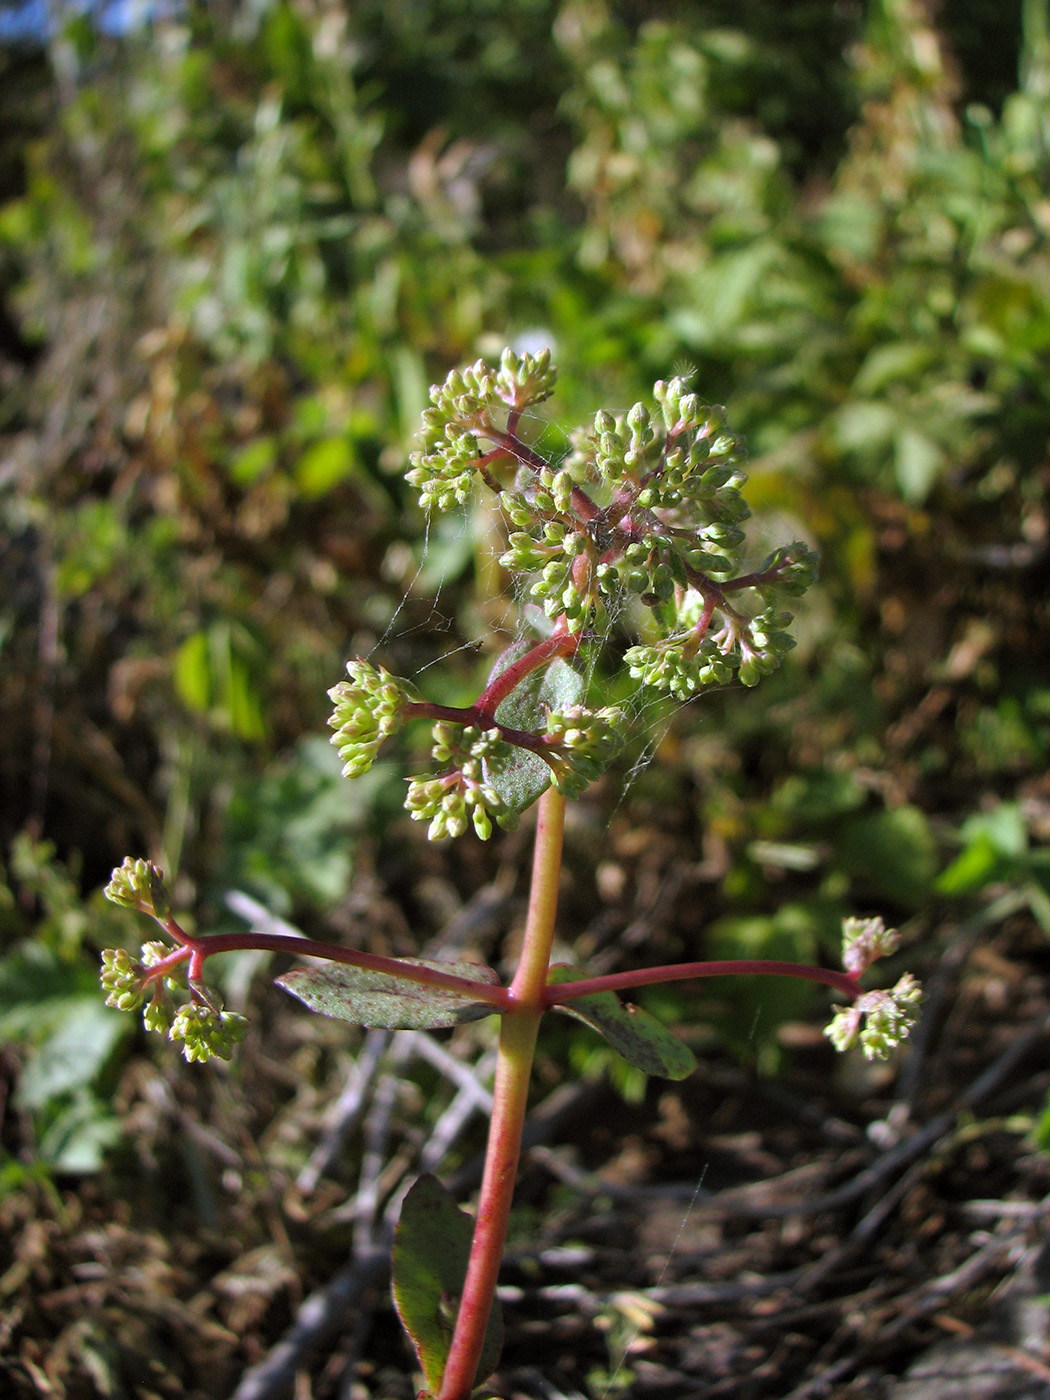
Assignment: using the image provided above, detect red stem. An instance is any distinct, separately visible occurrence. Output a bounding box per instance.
[543,960,863,1005]
[474,627,581,715]
[150,927,514,1008]
[436,787,567,1400]
[155,924,862,1011]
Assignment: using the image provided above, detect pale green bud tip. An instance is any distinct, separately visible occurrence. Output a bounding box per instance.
[841,915,900,976]
[825,974,922,1061]
[104,857,170,918]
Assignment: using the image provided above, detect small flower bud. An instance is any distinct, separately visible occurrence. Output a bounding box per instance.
[328,660,415,778]
[105,857,170,918]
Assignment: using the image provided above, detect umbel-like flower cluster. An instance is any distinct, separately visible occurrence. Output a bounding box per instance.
[405,723,514,841]
[100,863,247,1063]
[319,350,818,842]
[105,855,171,919]
[826,975,923,1061]
[825,917,922,1060]
[408,349,818,678]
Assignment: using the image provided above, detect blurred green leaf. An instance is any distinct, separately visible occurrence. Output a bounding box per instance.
[17,1001,125,1110]
[836,806,937,910]
[295,437,356,498]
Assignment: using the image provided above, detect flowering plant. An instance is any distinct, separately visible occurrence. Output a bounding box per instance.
[101,350,919,1399]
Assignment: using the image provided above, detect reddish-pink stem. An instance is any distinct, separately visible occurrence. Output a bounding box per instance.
[436,788,567,1400]
[543,959,863,1005]
[146,925,513,1008]
[402,630,581,745]
[475,628,581,715]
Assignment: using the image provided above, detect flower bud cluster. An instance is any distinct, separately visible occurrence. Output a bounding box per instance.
[104,856,170,919]
[405,723,515,840]
[406,350,557,514]
[840,915,901,977]
[624,598,800,700]
[328,660,416,778]
[100,947,148,1012]
[406,425,483,512]
[169,1002,249,1063]
[825,915,920,1060]
[592,394,748,531]
[100,940,248,1063]
[736,608,797,688]
[756,543,820,597]
[490,372,814,672]
[624,638,737,700]
[493,346,557,409]
[543,706,627,798]
[825,974,922,1060]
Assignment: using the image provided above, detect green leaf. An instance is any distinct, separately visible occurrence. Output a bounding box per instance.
[485,644,585,819]
[227,437,277,485]
[935,833,1002,895]
[34,1094,123,1174]
[852,341,937,395]
[936,803,1029,895]
[17,1001,126,1110]
[894,427,943,503]
[836,805,937,910]
[546,965,697,1081]
[392,1174,504,1395]
[958,802,1029,859]
[275,958,502,1030]
[295,437,356,498]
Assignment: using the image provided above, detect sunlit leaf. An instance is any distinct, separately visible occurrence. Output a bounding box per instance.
[276,958,502,1030]
[485,645,584,818]
[547,965,696,1080]
[392,1174,504,1394]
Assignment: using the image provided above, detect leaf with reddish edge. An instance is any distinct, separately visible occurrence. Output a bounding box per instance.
[276,959,502,1030]
[392,1174,504,1395]
[484,640,585,817]
[546,964,697,1080]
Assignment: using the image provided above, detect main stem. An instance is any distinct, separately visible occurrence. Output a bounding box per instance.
[437,786,567,1400]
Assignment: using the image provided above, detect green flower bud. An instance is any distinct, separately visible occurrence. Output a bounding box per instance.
[104,857,170,918]
[328,660,415,778]
[100,947,147,1012]
[841,916,900,976]
[143,992,174,1035]
[170,1002,249,1064]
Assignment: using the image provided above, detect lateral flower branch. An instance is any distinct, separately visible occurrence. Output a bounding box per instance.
[101,350,920,1400]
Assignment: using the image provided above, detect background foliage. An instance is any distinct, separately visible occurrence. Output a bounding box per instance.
[1,0,1050,1392]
